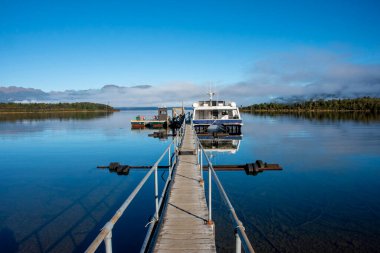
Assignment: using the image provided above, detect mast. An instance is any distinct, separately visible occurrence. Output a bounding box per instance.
[208,88,215,106]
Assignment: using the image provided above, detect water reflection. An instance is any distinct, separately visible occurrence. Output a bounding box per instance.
[0,112,113,122]
[199,137,241,154]
[248,111,380,123]
[212,112,380,252]
[1,111,379,253]
[0,111,169,253]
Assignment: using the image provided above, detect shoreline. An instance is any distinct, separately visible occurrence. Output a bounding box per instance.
[0,110,118,114]
[240,109,375,113]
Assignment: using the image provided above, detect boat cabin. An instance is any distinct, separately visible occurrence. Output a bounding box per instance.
[192,101,241,120]
[157,107,168,121]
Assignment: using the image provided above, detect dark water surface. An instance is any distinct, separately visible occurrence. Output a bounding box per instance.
[0,111,379,253]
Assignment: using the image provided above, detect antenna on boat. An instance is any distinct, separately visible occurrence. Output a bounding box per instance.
[208,85,215,104]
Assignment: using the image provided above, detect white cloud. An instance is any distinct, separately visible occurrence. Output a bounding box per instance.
[220,48,380,104]
[2,47,380,106]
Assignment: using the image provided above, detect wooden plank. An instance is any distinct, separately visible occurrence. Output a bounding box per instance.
[154,250,213,253]
[153,124,216,253]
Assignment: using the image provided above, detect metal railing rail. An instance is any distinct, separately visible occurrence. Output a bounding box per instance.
[193,126,256,253]
[139,120,186,253]
[85,120,186,253]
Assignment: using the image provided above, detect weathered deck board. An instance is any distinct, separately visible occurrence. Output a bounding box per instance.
[153,124,216,253]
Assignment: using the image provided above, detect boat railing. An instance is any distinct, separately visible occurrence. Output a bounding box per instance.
[192,124,256,253]
[85,120,186,253]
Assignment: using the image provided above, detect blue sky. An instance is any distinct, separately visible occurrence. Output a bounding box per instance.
[0,0,380,105]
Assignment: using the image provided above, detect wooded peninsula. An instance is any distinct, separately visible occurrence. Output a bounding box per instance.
[0,102,117,113]
[241,97,380,113]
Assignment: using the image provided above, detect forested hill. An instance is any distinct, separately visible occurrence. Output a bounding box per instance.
[0,102,117,112]
[241,97,380,112]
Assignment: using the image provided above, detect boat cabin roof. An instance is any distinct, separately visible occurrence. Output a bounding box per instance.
[198,100,226,106]
[193,100,237,109]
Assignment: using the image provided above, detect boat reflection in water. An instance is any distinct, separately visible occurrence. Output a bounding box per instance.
[198,135,241,155]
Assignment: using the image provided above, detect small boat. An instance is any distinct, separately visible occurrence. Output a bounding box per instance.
[131,118,146,129]
[192,92,243,135]
[131,108,168,129]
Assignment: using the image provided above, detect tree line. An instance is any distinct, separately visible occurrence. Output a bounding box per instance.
[241,97,380,113]
[0,102,117,112]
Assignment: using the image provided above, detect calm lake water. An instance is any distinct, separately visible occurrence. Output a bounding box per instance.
[0,111,380,253]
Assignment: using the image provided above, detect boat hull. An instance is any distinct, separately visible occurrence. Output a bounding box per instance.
[131,120,167,129]
[131,121,145,129]
[193,120,242,135]
[146,121,166,128]
[192,119,242,125]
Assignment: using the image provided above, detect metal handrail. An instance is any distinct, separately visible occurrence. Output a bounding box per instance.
[139,119,186,253]
[85,119,186,253]
[193,127,256,253]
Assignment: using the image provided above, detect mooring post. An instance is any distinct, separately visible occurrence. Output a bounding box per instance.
[154,165,159,220]
[104,231,112,253]
[235,230,241,253]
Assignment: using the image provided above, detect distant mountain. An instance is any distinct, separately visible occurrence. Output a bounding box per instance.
[2,82,378,107]
[116,107,159,110]
[0,86,49,102]
[273,94,342,104]
[0,84,197,107]
[117,106,192,110]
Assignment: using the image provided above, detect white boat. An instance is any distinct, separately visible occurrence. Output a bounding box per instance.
[192,92,243,135]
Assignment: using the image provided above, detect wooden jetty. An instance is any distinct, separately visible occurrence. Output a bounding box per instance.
[86,120,258,253]
[153,124,216,252]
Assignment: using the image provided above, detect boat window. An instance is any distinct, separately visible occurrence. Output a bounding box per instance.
[212,110,218,119]
[195,110,212,119]
[195,110,202,119]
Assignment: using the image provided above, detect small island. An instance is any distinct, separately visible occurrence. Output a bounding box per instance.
[241,97,380,113]
[0,102,118,113]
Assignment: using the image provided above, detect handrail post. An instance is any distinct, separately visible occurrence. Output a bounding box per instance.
[200,147,203,179]
[196,143,199,165]
[104,231,112,253]
[154,165,159,220]
[169,144,173,180]
[235,230,241,253]
[208,164,212,224]
[168,145,171,168]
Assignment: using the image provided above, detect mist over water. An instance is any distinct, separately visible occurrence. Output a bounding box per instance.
[0,111,379,252]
